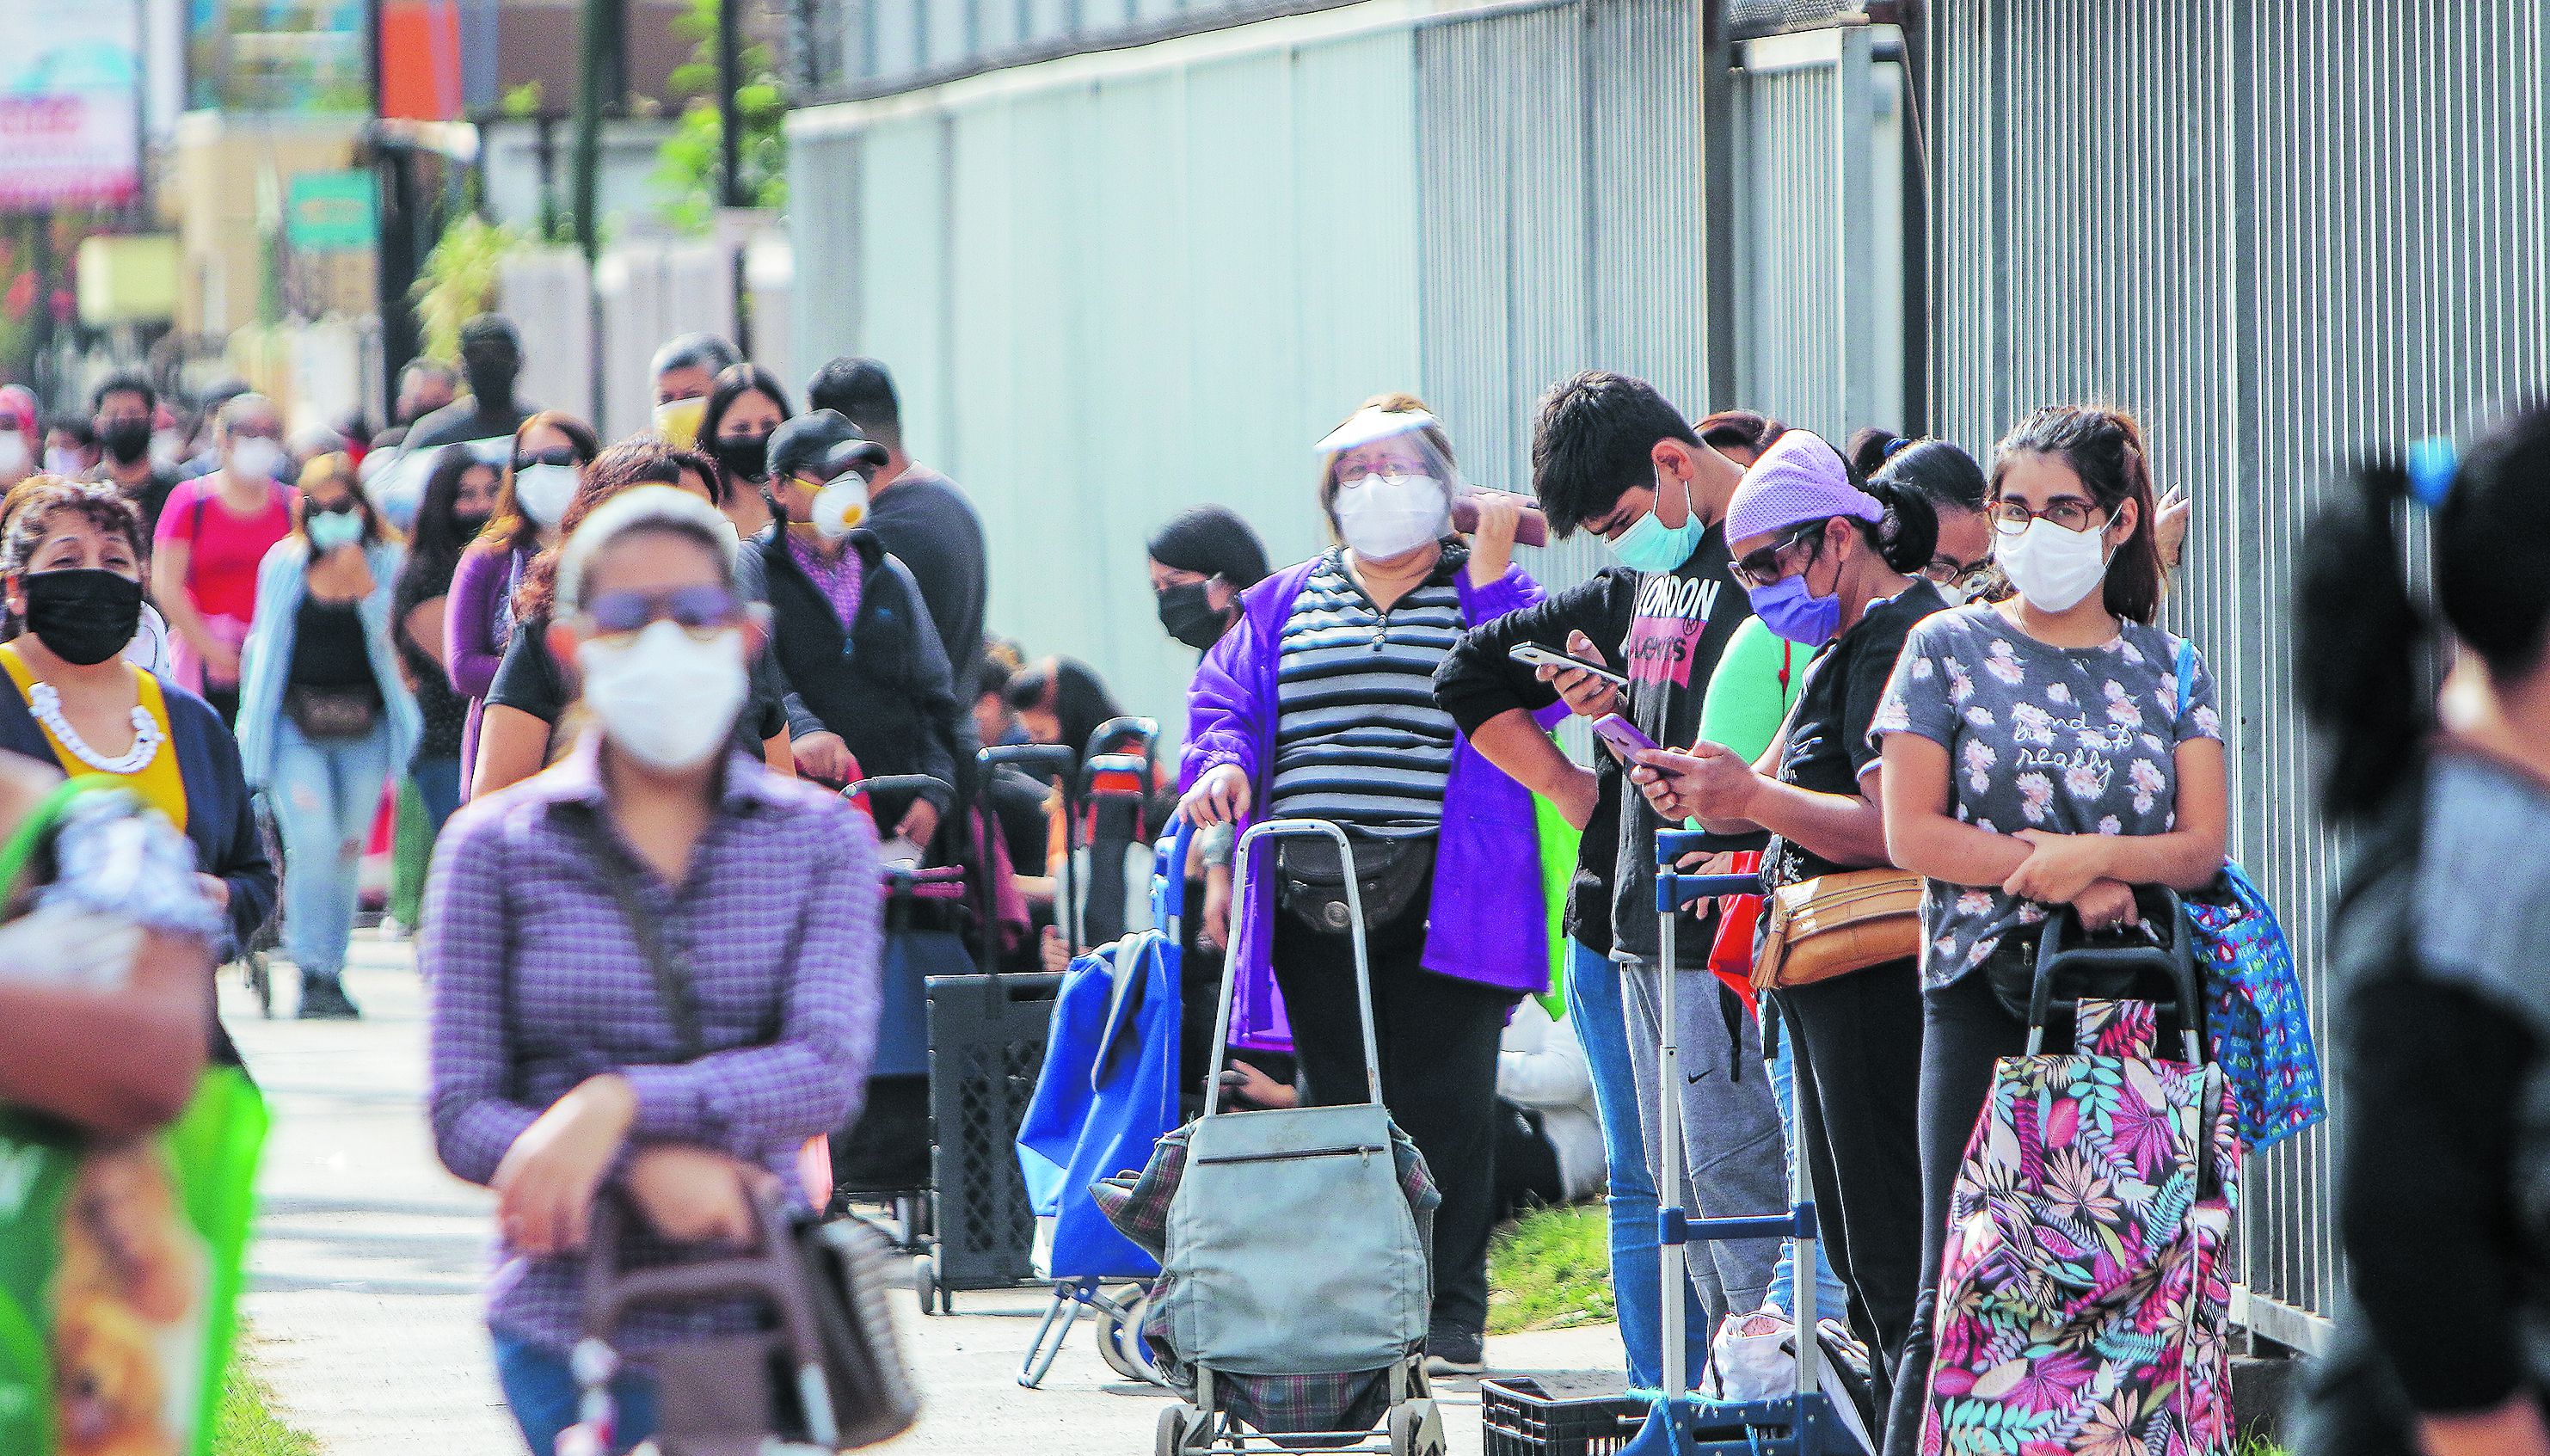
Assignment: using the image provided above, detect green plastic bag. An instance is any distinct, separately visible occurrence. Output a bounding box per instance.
[0,780,269,1456]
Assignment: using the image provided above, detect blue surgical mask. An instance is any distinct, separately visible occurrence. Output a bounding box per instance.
[1603,466,1705,574]
[1747,569,1841,647]
[306,510,365,554]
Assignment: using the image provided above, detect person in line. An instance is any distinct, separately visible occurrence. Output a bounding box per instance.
[0,477,277,981]
[806,357,988,703]
[407,316,540,451]
[447,412,599,795]
[44,415,97,479]
[1870,404,2226,1456]
[1181,394,1544,1376]
[648,333,741,447]
[1846,432,1997,599]
[237,454,420,1020]
[1010,655,1167,951]
[152,393,298,726]
[0,386,37,491]
[2286,409,2550,1456]
[699,363,789,542]
[1629,430,1951,1413]
[1435,371,1788,1383]
[1698,408,1785,466]
[425,486,882,1456]
[372,358,461,452]
[754,411,968,857]
[1147,504,1273,654]
[89,371,184,535]
[475,437,795,796]
[396,447,501,835]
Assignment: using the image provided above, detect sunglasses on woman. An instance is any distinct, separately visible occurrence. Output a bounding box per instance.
[579,585,747,643]
[1730,522,1826,590]
[515,446,583,470]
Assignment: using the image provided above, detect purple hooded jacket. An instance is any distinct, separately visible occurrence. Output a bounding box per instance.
[1181,554,1555,1049]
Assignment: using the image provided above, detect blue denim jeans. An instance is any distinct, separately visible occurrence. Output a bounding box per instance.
[267,717,394,980]
[490,1330,658,1456]
[1567,940,1705,1389]
[413,753,464,832]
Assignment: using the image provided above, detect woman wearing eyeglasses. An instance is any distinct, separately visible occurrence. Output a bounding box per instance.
[1631,429,1950,1423]
[447,412,599,798]
[426,486,882,1456]
[237,454,421,1019]
[1862,405,2226,1456]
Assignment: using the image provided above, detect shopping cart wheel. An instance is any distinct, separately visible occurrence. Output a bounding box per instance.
[912,1251,941,1315]
[1097,1290,1160,1384]
[1387,1399,1445,1456]
[1156,1403,1210,1456]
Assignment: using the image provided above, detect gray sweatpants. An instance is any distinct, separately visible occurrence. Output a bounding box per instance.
[1619,956,1788,1337]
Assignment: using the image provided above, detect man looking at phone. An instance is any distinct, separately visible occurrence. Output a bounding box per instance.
[1433,370,1786,1384]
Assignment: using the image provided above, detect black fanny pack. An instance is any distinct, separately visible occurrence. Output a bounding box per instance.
[285,684,380,740]
[1275,835,1435,934]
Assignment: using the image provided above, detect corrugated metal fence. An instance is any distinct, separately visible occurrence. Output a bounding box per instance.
[1926,0,2550,1345]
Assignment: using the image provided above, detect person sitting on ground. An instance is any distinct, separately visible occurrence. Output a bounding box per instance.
[753,410,969,861]
[426,485,882,1456]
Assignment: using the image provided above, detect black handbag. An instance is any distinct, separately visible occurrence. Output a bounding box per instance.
[1275,833,1435,933]
[562,809,920,1450]
[283,684,379,740]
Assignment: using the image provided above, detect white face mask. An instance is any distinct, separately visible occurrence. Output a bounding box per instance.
[1332,473,1449,560]
[811,476,869,542]
[576,619,747,771]
[44,447,83,476]
[1994,516,2114,614]
[149,431,181,468]
[0,433,34,475]
[513,463,579,529]
[229,436,286,482]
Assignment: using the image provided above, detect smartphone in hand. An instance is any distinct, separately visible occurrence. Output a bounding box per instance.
[1508,642,1631,692]
[1590,713,1659,762]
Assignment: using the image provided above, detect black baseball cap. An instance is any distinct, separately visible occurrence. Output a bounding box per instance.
[767,409,888,483]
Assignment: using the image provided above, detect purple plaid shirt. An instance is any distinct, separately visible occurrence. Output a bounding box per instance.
[424,734,883,1352]
[784,530,867,631]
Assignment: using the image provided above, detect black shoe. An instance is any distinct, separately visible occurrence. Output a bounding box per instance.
[297,976,362,1020]
[1422,1330,1484,1376]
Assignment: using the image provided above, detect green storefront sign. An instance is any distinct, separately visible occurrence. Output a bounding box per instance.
[285,171,378,252]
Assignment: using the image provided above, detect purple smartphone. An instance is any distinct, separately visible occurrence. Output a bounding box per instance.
[1590,714,1658,759]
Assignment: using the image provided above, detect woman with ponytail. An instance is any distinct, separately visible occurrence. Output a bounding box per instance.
[2293,408,2550,1456]
[1629,428,1952,1410]
[1859,404,2227,1456]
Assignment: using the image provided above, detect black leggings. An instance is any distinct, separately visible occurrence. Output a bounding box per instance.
[1269,881,1515,1343]
[1778,958,1925,1420]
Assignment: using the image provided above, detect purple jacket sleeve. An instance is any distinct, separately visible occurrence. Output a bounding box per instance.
[1181,593,1270,794]
[445,548,510,698]
[618,801,886,1152]
[424,804,539,1188]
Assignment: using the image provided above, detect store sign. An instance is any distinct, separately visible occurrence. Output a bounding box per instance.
[0,0,141,208]
[286,171,378,252]
[187,0,369,114]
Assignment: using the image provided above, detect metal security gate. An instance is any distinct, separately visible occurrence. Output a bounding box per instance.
[1926,0,2550,1349]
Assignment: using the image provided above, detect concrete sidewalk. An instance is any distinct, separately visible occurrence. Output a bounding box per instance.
[224,940,1626,1454]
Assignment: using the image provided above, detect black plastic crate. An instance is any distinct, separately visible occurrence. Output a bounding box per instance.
[1480,1375,1650,1456]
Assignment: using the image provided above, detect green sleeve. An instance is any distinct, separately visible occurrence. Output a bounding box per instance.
[1696,618,1804,762]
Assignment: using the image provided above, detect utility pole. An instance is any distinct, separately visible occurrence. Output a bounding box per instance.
[715,0,752,359]
[571,0,624,422]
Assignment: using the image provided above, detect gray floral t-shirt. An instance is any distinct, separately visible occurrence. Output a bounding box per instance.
[1871,604,2221,988]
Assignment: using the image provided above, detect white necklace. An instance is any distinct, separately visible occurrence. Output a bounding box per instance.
[26,679,161,775]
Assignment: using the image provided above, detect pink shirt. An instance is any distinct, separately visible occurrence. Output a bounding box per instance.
[154,476,296,623]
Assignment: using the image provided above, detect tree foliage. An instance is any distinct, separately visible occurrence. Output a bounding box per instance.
[650,0,788,234]
[410,215,525,362]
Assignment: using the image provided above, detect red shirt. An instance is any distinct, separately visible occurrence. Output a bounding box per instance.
[153,476,296,622]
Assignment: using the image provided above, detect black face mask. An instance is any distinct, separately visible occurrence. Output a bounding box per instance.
[99,418,152,466]
[23,569,143,667]
[1156,581,1228,651]
[452,510,492,538]
[713,432,771,483]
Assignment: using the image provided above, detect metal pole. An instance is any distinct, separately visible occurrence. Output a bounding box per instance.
[571,0,623,423]
[716,0,753,358]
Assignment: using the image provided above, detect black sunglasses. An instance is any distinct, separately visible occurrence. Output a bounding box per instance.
[1730,523,1826,590]
[514,446,582,470]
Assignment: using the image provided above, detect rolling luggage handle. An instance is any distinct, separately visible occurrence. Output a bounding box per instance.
[1653,827,1828,1434]
[1073,716,1160,949]
[2025,889,2203,1065]
[1210,818,1384,1115]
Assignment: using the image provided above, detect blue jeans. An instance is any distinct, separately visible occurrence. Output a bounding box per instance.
[1568,940,1705,1389]
[412,753,464,832]
[491,1330,657,1456]
[267,717,394,980]
[1767,1016,1849,1325]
